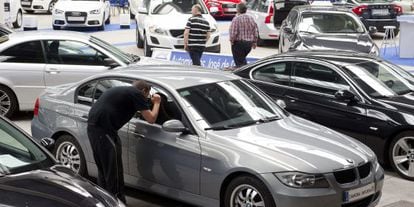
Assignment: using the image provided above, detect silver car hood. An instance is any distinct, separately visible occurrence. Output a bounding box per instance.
[211,115,375,174]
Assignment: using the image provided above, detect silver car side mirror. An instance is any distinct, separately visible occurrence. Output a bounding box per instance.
[276,99,287,109]
[162,119,188,133]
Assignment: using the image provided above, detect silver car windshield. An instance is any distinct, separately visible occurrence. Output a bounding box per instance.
[298,12,365,34]
[178,80,283,130]
[151,0,208,15]
[344,61,414,98]
[90,37,135,65]
[0,119,52,176]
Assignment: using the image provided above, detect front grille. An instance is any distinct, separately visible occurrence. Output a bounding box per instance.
[342,192,380,207]
[358,162,371,179]
[170,29,184,38]
[65,11,87,24]
[334,168,357,184]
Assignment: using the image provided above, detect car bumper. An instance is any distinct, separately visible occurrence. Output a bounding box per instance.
[259,23,280,40]
[261,164,384,207]
[146,31,221,52]
[31,116,53,142]
[361,18,400,32]
[21,0,50,11]
[53,13,104,27]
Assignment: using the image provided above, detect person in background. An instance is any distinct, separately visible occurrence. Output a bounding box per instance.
[229,2,258,67]
[184,4,211,66]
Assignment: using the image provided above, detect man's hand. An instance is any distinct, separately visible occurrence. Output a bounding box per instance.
[151,94,161,104]
[184,44,189,51]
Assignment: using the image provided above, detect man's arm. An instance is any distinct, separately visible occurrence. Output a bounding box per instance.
[141,94,161,124]
[229,18,237,45]
[184,28,190,50]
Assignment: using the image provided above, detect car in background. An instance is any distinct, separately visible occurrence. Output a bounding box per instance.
[235,51,414,180]
[393,0,414,14]
[204,0,241,18]
[247,0,309,46]
[52,0,110,30]
[0,31,168,117]
[32,65,384,207]
[0,116,125,207]
[0,25,13,37]
[21,0,57,14]
[278,6,379,55]
[135,0,220,57]
[334,0,402,35]
[3,0,23,28]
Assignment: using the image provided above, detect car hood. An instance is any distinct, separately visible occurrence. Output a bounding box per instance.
[148,14,216,30]
[0,166,119,207]
[296,33,373,53]
[212,115,375,173]
[376,92,414,113]
[56,1,103,12]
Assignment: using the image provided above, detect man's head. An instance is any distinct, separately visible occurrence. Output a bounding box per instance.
[133,80,151,98]
[192,4,202,16]
[237,2,247,14]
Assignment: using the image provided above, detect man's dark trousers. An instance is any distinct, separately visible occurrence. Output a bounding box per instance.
[232,41,253,67]
[87,124,126,203]
[189,46,205,66]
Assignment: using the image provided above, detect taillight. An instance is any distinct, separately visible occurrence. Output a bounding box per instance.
[265,4,274,24]
[393,5,403,15]
[352,5,368,16]
[34,98,39,116]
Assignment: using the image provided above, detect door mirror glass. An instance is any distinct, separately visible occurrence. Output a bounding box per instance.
[103,58,119,69]
[138,7,148,14]
[284,26,293,34]
[40,137,55,151]
[276,99,287,109]
[162,119,187,133]
[368,26,378,34]
[334,90,356,101]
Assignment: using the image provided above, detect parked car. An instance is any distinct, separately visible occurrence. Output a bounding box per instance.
[204,0,241,18]
[32,65,384,207]
[247,0,309,45]
[21,0,57,14]
[0,116,125,207]
[3,0,23,28]
[393,0,414,14]
[135,0,221,57]
[0,30,167,118]
[278,6,379,55]
[334,0,402,35]
[52,0,110,30]
[234,51,414,180]
[0,25,13,37]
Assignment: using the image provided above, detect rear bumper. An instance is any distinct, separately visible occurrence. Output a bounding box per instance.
[361,18,400,32]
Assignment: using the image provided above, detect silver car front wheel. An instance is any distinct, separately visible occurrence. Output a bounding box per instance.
[225,176,275,207]
[0,86,17,118]
[230,185,265,207]
[390,133,414,180]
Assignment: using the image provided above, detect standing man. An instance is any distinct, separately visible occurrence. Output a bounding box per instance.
[87,80,161,203]
[184,4,211,66]
[229,2,259,67]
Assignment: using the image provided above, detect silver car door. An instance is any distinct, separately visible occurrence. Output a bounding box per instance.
[0,40,46,110]
[43,40,112,87]
[127,86,201,194]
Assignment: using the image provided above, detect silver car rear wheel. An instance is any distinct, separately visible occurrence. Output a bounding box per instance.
[0,89,11,116]
[391,136,414,180]
[230,184,265,207]
[0,86,17,118]
[56,141,82,173]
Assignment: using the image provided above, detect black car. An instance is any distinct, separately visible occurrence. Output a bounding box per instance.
[333,0,402,35]
[0,116,125,207]
[235,51,414,180]
[278,6,379,55]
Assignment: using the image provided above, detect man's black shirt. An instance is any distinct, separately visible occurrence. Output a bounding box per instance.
[88,86,150,134]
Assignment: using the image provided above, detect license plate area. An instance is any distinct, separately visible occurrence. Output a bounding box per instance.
[176,39,184,45]
[67,17,85,21]
[371,9,389,16]
[224,8,237,12]
[343,183,375,203]
[21,1,31,6]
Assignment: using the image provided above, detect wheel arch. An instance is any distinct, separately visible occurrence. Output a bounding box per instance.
[384,127,414,165]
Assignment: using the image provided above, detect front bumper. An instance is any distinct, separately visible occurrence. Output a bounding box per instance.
[361,18,400,32]
[53,12,104,28]
[261,164,385,207]
[146,31,221,52]
[21,0,50,11]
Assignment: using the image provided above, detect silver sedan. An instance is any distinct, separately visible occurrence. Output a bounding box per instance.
[0,31,162,117]
[31,65,384,207]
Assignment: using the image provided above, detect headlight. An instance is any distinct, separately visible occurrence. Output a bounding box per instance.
[211,24,218,33]
[149,26,168,35]
[54,9,64,14]
[275,172,330,188]
[90,9,101,14]
[369,45,380,56]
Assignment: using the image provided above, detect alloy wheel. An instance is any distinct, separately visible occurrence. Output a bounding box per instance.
[56,141,81,173]
[48,1,56,13]
[16,12,22,27]
[392,136,414,178]
[0,89,11,116]
[230,184,265,207]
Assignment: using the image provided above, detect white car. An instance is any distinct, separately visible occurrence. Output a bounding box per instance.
[21,0,57,13]
[393,0,414,14]
[2,0,23,28]
[52,0,110,30]
[135,0,221,57]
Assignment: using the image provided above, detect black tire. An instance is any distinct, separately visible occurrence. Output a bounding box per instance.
[24,10,34,14]
[12,10,23,28]
[53,134,87,176]
[257,36,265,47]
[224,175,276,207]
[389,131,414,181]
[53,25,61,30]
[98,17,105,31]
[48,1,56,14]
[0,85,18,118]
[136,28,144,48]
[105,14,111,24]
[130,12,135,19]
[144,36,152,57]
[278,35,283,54]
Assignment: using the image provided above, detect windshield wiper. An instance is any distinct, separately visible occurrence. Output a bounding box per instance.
[257,116,281,123]
[205,125,235,131]
[205,120,259,131]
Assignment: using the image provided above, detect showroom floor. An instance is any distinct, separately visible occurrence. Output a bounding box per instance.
[11,13,414,207]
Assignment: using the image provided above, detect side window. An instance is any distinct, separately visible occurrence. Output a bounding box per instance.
[44,40,110,65]
[253,62,291,86]
[257,0,269,12]
[247,0,258,10]
[93,79,132,101]
[292,62,350,95]
[77,81,98,106]
[0,41,44,63]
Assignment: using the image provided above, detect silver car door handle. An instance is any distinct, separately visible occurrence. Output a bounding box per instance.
[45,68,61,74]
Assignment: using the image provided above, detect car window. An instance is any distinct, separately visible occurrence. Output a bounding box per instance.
[257,0,270,12]
[0,41,44,63]
[76,81,98,106]
[247,0,258,10]
[44,40,111,66]
[76,79,132,106]
[298,12,365,34]
[292,62,350,95]
[93,79,132,101]
[288,11,298,28]
[253,62,291,86]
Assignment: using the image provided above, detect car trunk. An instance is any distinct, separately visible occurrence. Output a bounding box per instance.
[273,0,309,27]
[364,4,400,19]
